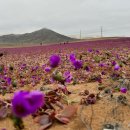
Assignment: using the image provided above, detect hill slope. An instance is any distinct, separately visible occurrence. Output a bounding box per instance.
[0,28,75,45]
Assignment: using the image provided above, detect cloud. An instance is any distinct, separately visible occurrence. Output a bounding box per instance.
[0,0,130,36]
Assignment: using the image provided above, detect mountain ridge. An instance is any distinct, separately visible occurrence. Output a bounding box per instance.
[0,28,75,45]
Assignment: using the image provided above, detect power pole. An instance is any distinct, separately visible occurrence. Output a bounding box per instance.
[101,26,103,37]
[80,30,82,39]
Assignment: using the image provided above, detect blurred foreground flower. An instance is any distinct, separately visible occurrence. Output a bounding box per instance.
[12,91,45,118]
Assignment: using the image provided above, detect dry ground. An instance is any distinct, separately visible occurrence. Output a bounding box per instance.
[0,81,130,130]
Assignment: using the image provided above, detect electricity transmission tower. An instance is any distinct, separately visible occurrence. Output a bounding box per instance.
[101,26,103,37]
[80,30,82,39]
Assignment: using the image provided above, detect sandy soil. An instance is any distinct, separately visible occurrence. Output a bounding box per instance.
[0,82,130,130]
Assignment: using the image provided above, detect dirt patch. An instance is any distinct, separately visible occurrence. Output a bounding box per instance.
[0,82,130,130]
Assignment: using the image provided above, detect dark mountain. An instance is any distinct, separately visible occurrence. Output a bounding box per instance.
[0,28,75,45]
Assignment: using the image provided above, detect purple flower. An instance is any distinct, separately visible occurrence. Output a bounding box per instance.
[69,53,76,62]
[96,50,99,53]
[101,71,106,75]
[99,63,105,67]
[112,61,116,66]
[114,64,120,71]
[63,71,72,83]
[7,78,11,85]
[45,67,51,72]
[12,91,44,118]
[88,49,93,52]
[32,66,39,71]
[111,73,120,79]
[42,64,46,70]
[20,64,26,69]
[50,55,60,68]
[120,87,127,93]
[73,60,83,69]
[50,78,54,83]
[116,54,120,59]
[86,66,90,72]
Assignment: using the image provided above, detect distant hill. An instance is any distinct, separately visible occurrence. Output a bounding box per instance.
[0,28,75,45]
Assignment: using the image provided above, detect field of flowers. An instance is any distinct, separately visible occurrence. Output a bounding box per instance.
[0,38,130,130]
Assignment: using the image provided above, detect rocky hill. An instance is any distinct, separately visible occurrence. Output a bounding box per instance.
[0,28,75,45]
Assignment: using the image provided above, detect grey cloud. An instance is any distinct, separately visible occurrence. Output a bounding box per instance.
[0,0,130,37]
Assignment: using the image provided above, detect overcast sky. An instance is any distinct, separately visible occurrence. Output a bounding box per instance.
[0,0,130,37]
